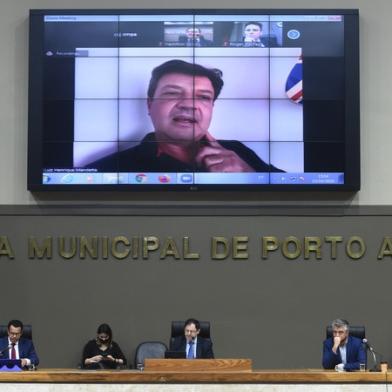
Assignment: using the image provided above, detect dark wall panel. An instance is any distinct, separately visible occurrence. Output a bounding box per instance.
[1,211,391,368]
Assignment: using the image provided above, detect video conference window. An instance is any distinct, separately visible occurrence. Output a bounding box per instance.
[30,12,356,188]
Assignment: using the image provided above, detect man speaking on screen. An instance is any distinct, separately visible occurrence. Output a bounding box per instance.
[88,60,281,173]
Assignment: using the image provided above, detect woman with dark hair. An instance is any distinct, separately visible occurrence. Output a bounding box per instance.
[82,323,127,369]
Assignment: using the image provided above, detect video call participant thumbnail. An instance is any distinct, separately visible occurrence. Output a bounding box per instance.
[243,22,265,47]
[87,59,282,173]
[178,27,212,47]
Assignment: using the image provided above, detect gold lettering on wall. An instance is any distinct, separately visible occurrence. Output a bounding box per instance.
[160,237,181,259]
[143,236,159,259]
[262,236,279,259]
[102,236,109,259]
[232,236,249,259]
[282,236,301,259]
[211,236,249,260]
[377,237,392,259]
[24,236,201,261]
[346,236,366,259]
[28,236,52,259]
[112,236,130,259]
[304,237,322,259]
[211,237,229,259]
[131,236,139,259]
[0,236,15,259]
[183,237,200,259]
[80,236,98,259]
[325,236,343,259]
[59,236,76,259]
[2,234,390,262]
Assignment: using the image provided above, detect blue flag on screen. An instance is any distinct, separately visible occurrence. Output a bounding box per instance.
[285,57,303,103]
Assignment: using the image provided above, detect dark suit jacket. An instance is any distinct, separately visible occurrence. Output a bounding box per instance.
[178,35,212,47]
[0,337,39,367]
[170,336,214,359]
[322,335,366,371]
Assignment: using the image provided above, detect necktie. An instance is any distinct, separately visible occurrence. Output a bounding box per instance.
[187,341,194,359]
[11,344,16,360]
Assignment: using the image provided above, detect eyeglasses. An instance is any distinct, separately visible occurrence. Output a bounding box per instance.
[8,332,21,336]
[332,330,347,335]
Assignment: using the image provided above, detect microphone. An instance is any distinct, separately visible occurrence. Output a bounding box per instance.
[362,338,374,351]
[362,338,378,371]
[0,344,11,356]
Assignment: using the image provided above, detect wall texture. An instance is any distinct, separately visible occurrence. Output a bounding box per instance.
[1,0,392,372]
[1,207,392,368]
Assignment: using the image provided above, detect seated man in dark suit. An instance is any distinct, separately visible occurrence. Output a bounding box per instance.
[178,27,212,47]
[170,318,214,359]
[322,318,366,371]
[0,319,39,369]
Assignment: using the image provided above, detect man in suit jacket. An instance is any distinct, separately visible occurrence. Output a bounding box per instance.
[0,319,39,368]
[178,27,212,47]
[322,318,366,371]
[170,318,214,359]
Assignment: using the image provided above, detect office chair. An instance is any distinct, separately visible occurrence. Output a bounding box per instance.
[0,324,32,340]
[170,320,211,348]
[134,341,168,369]
[326,325,365,340]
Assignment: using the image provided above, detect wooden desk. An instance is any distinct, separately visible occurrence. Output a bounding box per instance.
[0,369,389,383]
[144,358,252,372]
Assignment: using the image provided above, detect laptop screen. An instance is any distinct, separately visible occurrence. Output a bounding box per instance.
[164,350,186,359]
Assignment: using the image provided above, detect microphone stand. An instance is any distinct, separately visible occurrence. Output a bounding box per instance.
[365,345,379,372]
[0,345,10,356]
[368,349,378,372]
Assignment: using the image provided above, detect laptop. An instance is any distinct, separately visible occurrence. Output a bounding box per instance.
[164,350,186,359]
[0,359,22,371]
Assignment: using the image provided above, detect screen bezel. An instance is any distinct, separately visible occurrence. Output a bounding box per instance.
[27,8,360,192]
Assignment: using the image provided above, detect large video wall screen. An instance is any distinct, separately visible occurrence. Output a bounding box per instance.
[28,9,360,191]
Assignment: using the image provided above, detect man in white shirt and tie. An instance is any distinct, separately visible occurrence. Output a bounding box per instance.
[170,318,214,359]
[0,319,39,369]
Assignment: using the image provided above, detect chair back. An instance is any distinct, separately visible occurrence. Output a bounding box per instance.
[134,341,168,368]
[170,320,211,347]
[326,325,365,340]
[0,324,32,340]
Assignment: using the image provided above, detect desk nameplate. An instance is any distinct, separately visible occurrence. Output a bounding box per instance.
[144,358,252,372]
